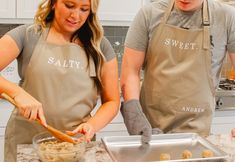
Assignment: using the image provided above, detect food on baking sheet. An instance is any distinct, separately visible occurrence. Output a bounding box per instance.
[37,140,85,162]
[159,153,171,161]
[202,149,214,158]
[181,149,192,159]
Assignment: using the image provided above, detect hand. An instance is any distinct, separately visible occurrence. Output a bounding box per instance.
[121,99,152,143]
[13,90,47,127]
[231,128,235,137]
[67,123,95,143]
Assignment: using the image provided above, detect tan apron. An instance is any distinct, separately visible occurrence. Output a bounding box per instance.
[140,0,215,137]
[4,27,98,162]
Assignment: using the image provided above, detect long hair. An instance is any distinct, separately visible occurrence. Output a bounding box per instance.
[34,0,105,91]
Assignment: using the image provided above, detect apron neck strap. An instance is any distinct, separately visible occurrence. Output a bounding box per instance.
[202,0,210,50]
[202,0,210,26]
[162,0,209,26]
[161,0,175,23]
[162,0,210,50]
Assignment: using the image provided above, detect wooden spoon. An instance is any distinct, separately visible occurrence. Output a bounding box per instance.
[1,93,77,144]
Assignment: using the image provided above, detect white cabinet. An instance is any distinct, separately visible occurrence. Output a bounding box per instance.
[0,127,4,162]
[0,127,5,162]
[91,98,128,140]
[211,110,235,134]
[95,108,235,140]
[0,0,145,25]
[98,0,143,26]
[0,0,15,18]
[0,60,19,162]
[96,112,128,140]
[0,0,40,19]
[17,0,41,18]
[0,101,14,162]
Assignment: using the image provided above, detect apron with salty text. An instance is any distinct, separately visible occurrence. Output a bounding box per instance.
[140,0,215,137]
[4,27,98,162]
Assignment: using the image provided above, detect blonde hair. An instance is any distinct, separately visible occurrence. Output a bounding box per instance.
[34,0,105,91]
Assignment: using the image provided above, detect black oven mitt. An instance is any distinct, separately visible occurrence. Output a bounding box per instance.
[121,99,152,143]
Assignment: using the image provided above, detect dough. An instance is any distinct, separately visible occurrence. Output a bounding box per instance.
[159,153,171,161]
[202,149,214,158]
[181,149,192,159]
[37,140,85,162]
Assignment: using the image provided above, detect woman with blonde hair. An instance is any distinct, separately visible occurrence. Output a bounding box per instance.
[0,0,120,161]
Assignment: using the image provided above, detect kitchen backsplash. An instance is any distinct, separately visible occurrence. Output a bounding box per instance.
[0,24,233,78]
[103,26,128,76]
[0,24,20,37]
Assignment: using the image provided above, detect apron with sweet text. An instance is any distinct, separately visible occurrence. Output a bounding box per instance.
[140,0,215,137]
[4,27,98,162]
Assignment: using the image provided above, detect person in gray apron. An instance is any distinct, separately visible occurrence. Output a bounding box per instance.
[121,0,235,143]
[0,0,120,161]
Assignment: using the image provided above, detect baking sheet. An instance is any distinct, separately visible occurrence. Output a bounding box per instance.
[101,133,229,162]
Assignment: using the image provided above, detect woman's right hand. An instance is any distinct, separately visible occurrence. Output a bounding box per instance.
[66,122,95,143]
[13,90,47,127]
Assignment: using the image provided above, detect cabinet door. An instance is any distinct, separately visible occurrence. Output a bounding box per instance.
[98,0,143,22]
[211,115,235,134]
[0,0,15,18]
[0,60,20,84]
[0,101,14,127]
[17,0,41,18]
[0,128,5,162]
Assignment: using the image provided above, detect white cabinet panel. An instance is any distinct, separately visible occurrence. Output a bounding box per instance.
[0,0,15,18]
[0,101,14,127]
[17,0,41,18]
[0,99,15,162]
[98,0,142,22]
[211,110,235,134]
[211,123,234,134]
[96,131,128,140]
[0,130,4,162]
[100,123,127,132]
[0,0,145,25]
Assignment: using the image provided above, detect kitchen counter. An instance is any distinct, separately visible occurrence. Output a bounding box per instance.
[17,141,112,162]
[17,134,235,162]
[207,134,235,161]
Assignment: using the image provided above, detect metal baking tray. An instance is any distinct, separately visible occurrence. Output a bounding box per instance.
[101,133,229,162]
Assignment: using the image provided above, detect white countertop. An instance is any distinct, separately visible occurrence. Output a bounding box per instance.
[17,134,235,162]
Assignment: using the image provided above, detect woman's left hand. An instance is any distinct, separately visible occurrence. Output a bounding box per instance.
[231,128,235,137]
[67,123,95,143]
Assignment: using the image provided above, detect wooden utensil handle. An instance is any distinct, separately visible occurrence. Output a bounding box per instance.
[1,93,42,124]
[1,93,77,144]
[1,93,17,107]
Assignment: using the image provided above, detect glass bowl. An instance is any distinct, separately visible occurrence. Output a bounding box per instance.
[32,131,86,162]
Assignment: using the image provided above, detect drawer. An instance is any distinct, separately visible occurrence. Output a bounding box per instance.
[212,115,235,124]
[211,123,234,134]
[96,131,129,140]
[100,123,127,132]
